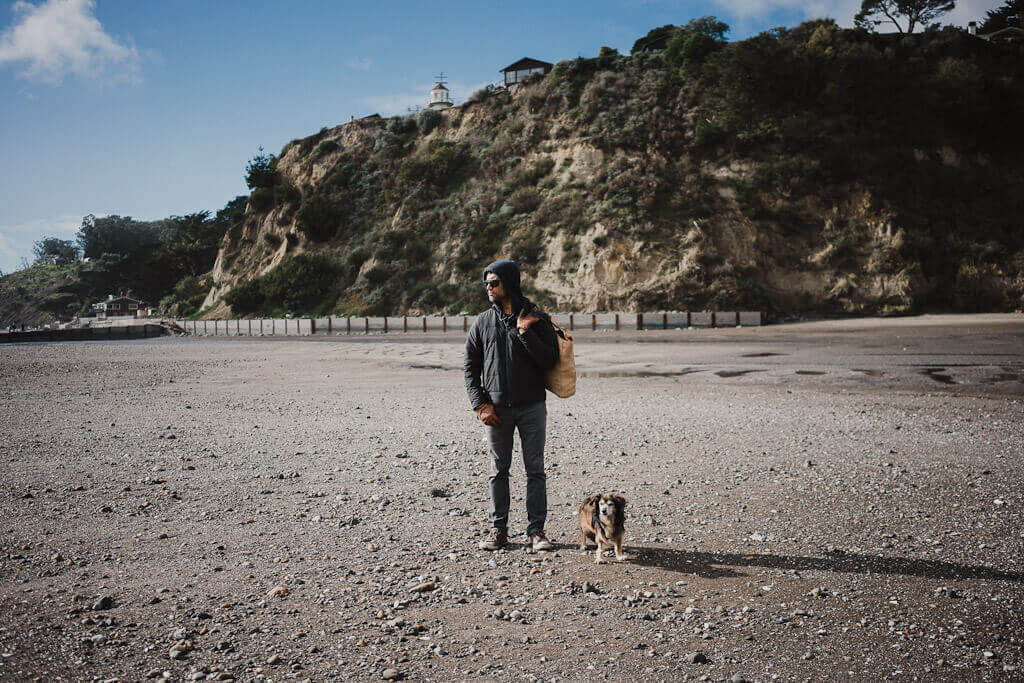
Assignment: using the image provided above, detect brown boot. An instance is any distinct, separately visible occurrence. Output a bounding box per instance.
[479,528,508,551]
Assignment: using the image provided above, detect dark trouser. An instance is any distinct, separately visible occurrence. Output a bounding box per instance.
[486,401,547,536]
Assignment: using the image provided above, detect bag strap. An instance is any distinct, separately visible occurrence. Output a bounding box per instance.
[550,320,572,342]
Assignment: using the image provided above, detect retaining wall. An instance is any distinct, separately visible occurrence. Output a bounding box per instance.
[174,311,762,337]
[0,324,168,344]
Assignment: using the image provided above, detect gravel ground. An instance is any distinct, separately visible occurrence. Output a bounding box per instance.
[1,314,1022,682]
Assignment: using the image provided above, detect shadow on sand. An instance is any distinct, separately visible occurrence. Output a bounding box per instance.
[549,544,1022,582]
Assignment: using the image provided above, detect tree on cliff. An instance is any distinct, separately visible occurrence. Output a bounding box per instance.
[662,17,730,81]
[245,147,278,189]
[33,238,78,264]
[76,215,170,259]
[854,0,956,33]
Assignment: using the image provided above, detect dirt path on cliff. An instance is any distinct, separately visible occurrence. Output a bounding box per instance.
[1,315,1022,681]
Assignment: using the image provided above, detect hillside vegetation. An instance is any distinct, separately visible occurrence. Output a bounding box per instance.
[0,262,80,327]
[204,20,1024,319]
[0,199,245,326]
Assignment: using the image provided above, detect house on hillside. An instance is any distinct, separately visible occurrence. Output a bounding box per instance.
[968,16,1024,42]
[92,294,143,318]
[980,26,1024,42]
[500,58,553,87]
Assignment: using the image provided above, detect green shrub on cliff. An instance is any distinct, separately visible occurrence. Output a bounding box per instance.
[313,139,339,158]
[296,195,339,242]
[249,187,274,213]
[224,254,343,316]
[398,141,473,191]
[415,108,442,135]
[223,278,264,314]
[274,181,301,207]
[160,275,211,317]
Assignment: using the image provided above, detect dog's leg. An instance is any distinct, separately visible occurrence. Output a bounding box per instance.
[594,540,605,564]
[579,529,589,551]
[613,538,632,561]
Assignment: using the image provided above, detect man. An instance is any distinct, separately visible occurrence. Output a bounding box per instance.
[464,259,560,551]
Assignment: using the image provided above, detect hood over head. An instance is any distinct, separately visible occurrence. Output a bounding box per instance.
[484,259,524,311]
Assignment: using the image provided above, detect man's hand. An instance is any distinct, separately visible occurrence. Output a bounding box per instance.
[475,403,501,427]
[517,309,541,335]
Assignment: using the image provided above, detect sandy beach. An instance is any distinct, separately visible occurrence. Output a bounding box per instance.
[1,314,1022,681]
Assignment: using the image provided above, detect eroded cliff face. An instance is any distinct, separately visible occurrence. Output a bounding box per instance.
[202,54,1023,319]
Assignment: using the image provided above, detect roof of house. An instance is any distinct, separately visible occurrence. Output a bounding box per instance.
[98,295,142,305]
[980,26,1024,40]
[500,57,553,73]
[433,83,449,91]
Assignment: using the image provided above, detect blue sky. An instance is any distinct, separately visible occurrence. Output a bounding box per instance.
[0,0,997,273]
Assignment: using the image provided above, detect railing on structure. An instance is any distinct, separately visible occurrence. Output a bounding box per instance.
[173,311,762,337]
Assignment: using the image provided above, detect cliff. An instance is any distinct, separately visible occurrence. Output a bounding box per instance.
[193,24,1023,318]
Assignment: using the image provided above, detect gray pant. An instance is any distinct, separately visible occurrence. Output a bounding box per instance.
[486,401,547,535]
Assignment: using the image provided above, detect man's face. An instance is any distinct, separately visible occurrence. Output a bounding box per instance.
[484,274,504,304]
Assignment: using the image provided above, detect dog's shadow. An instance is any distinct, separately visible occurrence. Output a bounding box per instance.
[549,544,1023,582]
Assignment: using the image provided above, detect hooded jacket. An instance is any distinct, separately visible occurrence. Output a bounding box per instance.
[464,260,560,409]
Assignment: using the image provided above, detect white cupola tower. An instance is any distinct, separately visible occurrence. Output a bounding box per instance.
[428,73,453,110]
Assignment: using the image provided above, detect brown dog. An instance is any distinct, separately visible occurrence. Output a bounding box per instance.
[578,493,630,563]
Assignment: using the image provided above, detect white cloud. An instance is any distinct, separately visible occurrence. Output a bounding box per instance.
[345,57,373,71]
[361,88,429,116]
[362,80,494,116]
[0,0,141,85]
[0,214,81,273]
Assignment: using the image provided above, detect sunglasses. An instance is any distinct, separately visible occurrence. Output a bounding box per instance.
[484,279,501,289]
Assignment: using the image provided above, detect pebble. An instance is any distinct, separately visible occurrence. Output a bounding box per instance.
[169,640,192,659]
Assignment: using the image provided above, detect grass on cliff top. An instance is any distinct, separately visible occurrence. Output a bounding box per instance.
[0,262,81,327]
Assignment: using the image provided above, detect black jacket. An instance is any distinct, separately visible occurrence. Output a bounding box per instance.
[464,303,560,409]
[464,259,560,409]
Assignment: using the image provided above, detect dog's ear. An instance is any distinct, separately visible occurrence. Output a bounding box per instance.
[583,494,601,507]
[612,495,627,511]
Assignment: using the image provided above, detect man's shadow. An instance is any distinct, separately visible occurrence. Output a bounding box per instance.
[549,543,1023,582]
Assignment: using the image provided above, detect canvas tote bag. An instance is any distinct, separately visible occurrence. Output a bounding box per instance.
[544,320,576,398]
